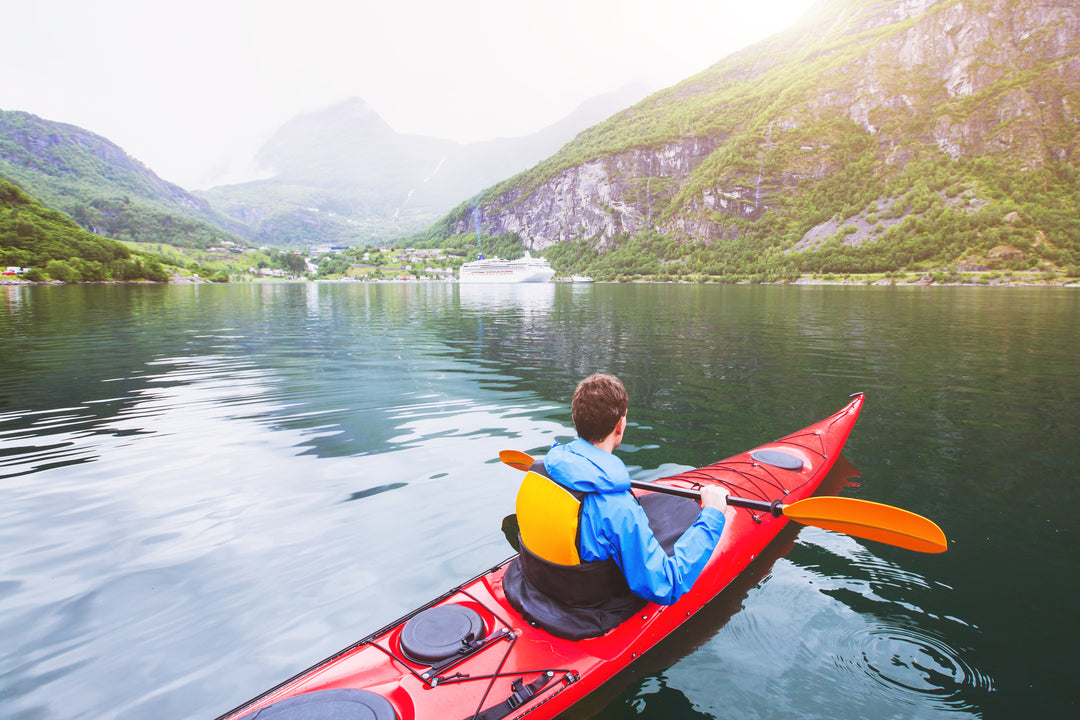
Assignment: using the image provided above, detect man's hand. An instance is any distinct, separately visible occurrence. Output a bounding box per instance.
[699,484,729,512]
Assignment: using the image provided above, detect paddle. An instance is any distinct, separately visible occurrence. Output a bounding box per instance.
[498,450,948,554]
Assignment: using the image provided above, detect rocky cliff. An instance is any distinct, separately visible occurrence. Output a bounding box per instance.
[442,0,1079,257]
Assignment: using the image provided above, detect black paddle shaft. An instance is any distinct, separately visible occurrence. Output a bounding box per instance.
[526,456,784,518]
[629,480,784,517]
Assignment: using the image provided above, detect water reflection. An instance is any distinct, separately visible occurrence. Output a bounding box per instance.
[346,482,409,502]
[4,284,26,312]
[800,515,988,708]
[621,674,716,719]
[457,282,556,315]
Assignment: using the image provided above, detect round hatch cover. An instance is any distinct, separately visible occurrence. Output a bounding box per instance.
[238,689,397,720]
[749,449,804,471]
[400,604,485,664]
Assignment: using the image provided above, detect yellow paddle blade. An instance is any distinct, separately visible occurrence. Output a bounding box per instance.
[784,496,948,553]
[499,449,535,472]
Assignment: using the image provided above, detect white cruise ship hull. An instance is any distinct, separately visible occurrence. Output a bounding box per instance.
[458,253,555,283]
[458,267,555,283]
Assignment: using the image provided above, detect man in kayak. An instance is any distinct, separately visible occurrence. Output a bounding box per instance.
[503,373,729,639]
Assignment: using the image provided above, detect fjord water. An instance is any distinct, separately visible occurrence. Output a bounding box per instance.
[0,282,1075,719]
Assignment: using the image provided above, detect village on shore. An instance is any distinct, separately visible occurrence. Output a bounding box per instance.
[5,240,1078,288]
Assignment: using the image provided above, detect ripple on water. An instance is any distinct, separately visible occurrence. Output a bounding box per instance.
[798,530,994,715]
[829,621,994,713]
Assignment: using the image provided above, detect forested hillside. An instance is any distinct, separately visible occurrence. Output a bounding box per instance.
[423,0,1080,282]
[0,110,246,249]
[0,178,171,282]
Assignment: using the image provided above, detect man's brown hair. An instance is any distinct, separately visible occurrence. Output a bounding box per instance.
[572,373,629,443]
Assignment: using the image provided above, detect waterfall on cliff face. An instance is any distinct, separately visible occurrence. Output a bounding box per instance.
[392,189,414,223]
[471,203,484,257]
[392,155,447,223]
[755,121,774,213]
[646,154,654,229]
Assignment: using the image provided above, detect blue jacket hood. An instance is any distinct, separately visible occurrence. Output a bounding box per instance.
[544,438,630,494]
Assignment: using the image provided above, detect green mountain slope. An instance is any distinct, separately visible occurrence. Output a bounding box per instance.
[0,177,171,282]
[426,0,1080,281]
[0,110,246,248]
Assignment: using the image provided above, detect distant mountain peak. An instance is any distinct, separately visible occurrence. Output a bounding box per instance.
[311,97,390,128]
[201,88,643,245]
[255,97,400,178]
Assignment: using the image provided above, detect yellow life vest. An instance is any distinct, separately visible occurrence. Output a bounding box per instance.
[505,468,651,640]
[515,471,583,565]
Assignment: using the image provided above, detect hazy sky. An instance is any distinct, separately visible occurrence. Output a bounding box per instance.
[7,0,817,190]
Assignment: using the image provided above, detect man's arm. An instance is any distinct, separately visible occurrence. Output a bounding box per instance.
[580,491,727,605]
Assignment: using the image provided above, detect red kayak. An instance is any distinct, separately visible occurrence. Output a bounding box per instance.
[217,393,865,720]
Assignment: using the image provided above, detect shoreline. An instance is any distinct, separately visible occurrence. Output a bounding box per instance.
[3,274,1078,289]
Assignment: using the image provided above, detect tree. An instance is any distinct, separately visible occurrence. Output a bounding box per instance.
[45,259,79,282]
[278,252,307,275]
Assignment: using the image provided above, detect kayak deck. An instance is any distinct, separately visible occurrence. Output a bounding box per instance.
[217,393,864,720]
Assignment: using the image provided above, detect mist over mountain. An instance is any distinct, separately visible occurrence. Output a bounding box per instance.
[199,87,651,247]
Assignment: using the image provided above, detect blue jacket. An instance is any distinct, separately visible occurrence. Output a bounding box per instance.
[545,438,726,605]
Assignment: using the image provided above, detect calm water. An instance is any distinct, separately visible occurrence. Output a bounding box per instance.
[0,282,1076,719]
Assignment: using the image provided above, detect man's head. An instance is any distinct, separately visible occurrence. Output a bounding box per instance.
[572,373,629,444]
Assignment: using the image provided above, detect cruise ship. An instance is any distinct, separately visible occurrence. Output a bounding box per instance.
[457,251,555,283]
